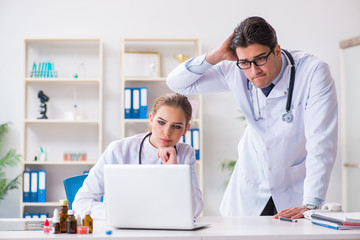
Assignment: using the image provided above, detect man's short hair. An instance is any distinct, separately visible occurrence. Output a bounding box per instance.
[230,16,278,51]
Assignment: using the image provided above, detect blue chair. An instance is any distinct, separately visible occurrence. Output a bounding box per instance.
[63,174,88,210]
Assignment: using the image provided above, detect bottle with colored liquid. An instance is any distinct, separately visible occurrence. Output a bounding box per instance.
[59,199,69,233]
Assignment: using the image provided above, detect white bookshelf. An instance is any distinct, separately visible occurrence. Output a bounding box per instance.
[20,38,103,217]
[119,38,204,190]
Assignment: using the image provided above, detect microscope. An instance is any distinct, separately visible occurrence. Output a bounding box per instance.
[37,90,50,119]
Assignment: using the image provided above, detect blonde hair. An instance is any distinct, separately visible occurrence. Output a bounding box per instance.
[151,93,192,126]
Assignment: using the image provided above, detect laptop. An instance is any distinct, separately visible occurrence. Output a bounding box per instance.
[104,164,209,230]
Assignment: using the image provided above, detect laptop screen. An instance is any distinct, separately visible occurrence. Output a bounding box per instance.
[104,164,196,230]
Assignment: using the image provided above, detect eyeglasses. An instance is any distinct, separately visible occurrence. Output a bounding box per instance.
[236,48,274,70]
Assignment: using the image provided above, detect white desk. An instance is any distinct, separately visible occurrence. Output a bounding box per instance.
[1,216,360,240]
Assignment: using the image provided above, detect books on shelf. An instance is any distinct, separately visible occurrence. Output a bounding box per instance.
[124,87,148,119]
[311,212,360,230]
[30,61,57,78]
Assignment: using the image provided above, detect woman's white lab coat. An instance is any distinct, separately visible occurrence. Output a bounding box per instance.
[73,133,204,219]
[167,50,338,216]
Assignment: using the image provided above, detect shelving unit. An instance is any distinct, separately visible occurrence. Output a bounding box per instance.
[119,38,204,189]
[21,39,103,218]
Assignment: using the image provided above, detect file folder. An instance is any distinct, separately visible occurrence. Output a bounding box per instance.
[139,87,148,119]
[38,170,46,202]
[124,88,132,119]
[132,88,140,119]
[184,130,192,146]
[30,171,38,202]
[23,213,32,219]
[192,129,200,160]
[23,171,31,202]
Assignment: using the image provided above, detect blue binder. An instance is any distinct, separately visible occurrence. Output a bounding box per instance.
[38,170,46,202]
[124,88,132,119]
[23,171,31,202]
[192,129,200,160]
[30,171,38,202]
[184,130,192,146]
[23,213,32,219]
[132,88,140,119]
[139,87,148,119]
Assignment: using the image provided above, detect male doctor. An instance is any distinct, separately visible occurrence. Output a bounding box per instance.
[166,16,338,219]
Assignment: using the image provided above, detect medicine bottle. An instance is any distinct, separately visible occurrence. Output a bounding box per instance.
[52,208,61,234]
[66,209,77,234]
[59,199,68,233]
[76,214,82,227]
[82,210,93,233]
[43,219,50,234]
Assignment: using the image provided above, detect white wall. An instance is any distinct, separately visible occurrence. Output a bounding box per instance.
[1,0,360,217]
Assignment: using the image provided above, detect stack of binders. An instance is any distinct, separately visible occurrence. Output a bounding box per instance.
[182,128,200,160]
[23,170,46,203]
[124,87,148,119]
[311,212,360,230]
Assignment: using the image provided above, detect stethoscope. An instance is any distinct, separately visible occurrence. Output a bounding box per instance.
[138,132,178,164]
[247,49,295,123]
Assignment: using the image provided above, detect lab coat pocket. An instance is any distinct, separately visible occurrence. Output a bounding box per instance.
[282,102,304,136]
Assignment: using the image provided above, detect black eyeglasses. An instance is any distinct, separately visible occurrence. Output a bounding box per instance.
[236,48,274,70]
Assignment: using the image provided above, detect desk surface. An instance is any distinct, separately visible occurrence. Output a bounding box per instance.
[1,216,360,240]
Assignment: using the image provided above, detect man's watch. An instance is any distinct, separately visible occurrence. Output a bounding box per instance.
[304,204,318,210]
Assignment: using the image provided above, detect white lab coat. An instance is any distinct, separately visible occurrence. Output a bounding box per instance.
[73,133,204,219]
[167,50,338,216]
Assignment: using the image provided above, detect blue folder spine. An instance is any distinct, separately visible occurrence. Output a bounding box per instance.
[132,88,140,119]
[30,171,38,202]
[23,171,31,202]
[124,88,132,119]
[192,129,200,160]
[37,170,46,202]
[139,87,148,119]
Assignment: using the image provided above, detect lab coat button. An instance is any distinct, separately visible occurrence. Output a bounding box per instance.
[268,167,272,171]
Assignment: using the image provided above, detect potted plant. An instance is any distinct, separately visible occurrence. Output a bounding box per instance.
[0,123,21,202]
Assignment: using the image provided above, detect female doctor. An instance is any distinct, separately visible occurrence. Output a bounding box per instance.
[167,16,338,219]
[73,93,204,219]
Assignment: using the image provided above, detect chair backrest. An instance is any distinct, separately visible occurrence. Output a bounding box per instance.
[63,174,88,210]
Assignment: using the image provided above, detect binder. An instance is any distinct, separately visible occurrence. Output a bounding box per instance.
[124,88,132,119]
[38,170,46,202]
[192,129,200,160]
[30,171,38,202]
[139,87,148,119]
[23,213,32,219]
[39,213,48,218]
[23,171,31,202]
[51,62,56,77]
[37,62,42,78]
[132,88,140,119]
[46,62,50,78]
[184,130,192,146]
[40,61,45,78]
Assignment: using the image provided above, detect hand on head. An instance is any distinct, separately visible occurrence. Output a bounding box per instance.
[206,33,238,65]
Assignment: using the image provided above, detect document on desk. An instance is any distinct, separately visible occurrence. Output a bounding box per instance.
[311,212,360,230]
[311,212,360,226]
[0,219,44,231]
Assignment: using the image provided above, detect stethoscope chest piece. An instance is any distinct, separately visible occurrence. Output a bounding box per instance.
[282,111,293,123]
